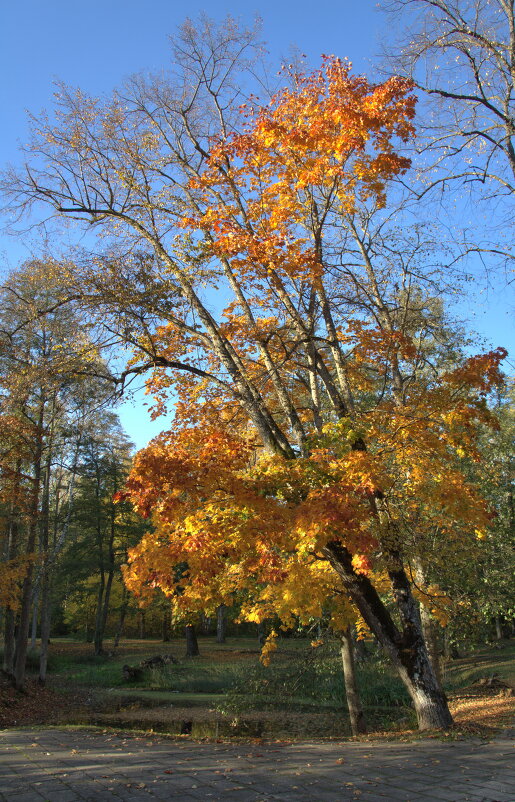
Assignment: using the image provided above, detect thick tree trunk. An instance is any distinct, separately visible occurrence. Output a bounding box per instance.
[420,607,442,686]
[324,541,453,730]
[216,604,227,644]
[185,624,200,656]
[340,626,367,735]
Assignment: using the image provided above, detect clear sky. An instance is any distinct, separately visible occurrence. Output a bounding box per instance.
[1,0,513,448]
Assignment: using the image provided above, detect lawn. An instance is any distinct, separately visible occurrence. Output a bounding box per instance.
[1,635,514,738]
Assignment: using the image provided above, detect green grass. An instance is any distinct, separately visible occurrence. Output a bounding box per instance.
[443,639,515,690]
[17,635,513,737]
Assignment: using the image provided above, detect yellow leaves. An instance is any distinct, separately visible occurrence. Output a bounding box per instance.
[0,555,33,610]
[260,630,278,666]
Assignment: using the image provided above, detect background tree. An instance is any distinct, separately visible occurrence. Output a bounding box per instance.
[0,260,114,687]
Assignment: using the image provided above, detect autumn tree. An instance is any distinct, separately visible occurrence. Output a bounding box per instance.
[1,18,508,727]
[0,260,114,687]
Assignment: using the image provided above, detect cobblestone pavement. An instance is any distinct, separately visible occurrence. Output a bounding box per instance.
[0,727,513,802]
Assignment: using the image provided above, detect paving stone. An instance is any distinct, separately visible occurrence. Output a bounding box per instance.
[1,728,514,802]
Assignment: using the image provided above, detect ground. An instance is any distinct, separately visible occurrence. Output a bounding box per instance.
[1,637,514,738]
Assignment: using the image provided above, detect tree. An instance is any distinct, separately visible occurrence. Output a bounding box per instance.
[1,18,507,728]
[0,261,114,687]
[382,0,515,193]
[64,414,138,655]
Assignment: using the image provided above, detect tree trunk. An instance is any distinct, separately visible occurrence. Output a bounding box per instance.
[38,570,51,685]
[138,610,146,639]
[495,616,503,640]
[185,624,200,656]
[216,604,227,644]
[324,541,453,730]
[114,587,129,647]
[420,607,442,686]
[3,610,16,678]
[14,401,44,691]
[38,440,52,684]
[415,561,443,686]
[3,468,21,678]
[162,605,171,642]
[93,576,106,655]
[30,590,39,652]
[340,626,367,735]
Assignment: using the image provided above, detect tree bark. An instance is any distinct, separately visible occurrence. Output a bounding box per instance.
[185,623,200,656]
[340,626,367,735]
[420,606,442,686]
[324,540,453,730]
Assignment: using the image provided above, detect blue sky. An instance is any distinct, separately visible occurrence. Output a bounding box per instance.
[1,1,513,447]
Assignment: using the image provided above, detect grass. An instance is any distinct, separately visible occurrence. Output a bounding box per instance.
[4,635,513,738]
[443,639,515,690]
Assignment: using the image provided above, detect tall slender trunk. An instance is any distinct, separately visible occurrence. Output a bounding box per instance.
[30,591,39,652]
[162,605,171,642]
[3,610,16,678]
[415,560,442,686]
[216,604,227,644]
[138,610,146,639]
[93,461,106,656]
[3,466,21,677]
[38,570,51,685]
[93,575,106,655]
[340,626,367,735]
[114,585,129,647]
[14,400,45,691]
[39,430,53,685]
[324,541,453,730]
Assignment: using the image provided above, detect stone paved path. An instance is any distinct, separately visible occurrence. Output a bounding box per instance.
[0,728,513,802]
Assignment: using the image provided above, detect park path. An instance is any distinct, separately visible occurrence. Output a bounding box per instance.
[0,727,513,802]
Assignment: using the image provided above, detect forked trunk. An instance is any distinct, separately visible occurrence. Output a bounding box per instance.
[324,541,453,730]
